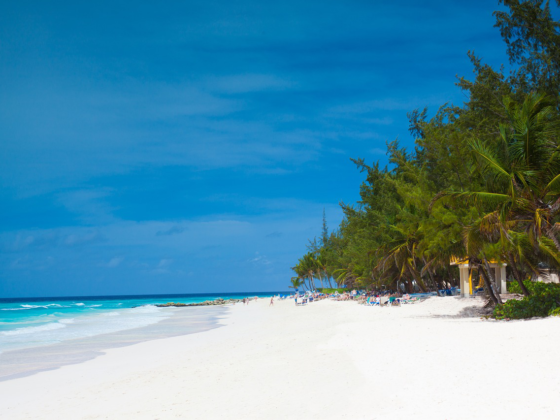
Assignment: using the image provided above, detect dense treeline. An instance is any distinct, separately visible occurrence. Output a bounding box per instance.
[291,0,560,308]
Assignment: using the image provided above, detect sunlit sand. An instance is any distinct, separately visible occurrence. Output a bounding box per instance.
[1,297,559,419]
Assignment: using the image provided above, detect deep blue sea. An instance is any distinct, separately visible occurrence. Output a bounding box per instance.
[0,292,283,355]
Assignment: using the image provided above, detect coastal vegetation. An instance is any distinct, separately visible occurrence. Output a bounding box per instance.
[493,281,560,319]
[291,0,560,318]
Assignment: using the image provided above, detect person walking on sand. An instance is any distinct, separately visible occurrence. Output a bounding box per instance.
[269,296,274,306]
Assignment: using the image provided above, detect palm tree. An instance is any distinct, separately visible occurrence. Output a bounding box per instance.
[291,253,320,291]
[289,277,304,290]
[437,93,560,300]
[333,265,357,289]
[376,225,428,292]
[290,261,308,290]
[466,93,560,250]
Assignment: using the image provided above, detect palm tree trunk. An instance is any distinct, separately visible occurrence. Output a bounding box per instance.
[428,270,442,296]
[422,257,441,296]
[477,260,502,304]
[478,265,500,305]
[407,265,427,292]
[481,256,503,304]
[507,253,530,296]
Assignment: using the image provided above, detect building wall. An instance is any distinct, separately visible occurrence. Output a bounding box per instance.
[537,272,560,283]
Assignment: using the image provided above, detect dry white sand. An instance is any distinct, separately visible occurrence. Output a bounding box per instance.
[1,297,559,419]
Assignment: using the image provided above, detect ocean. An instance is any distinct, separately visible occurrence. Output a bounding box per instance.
[0,292,283,380]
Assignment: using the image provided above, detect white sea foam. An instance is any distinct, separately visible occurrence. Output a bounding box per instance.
[74,303,85,306]
[0,304,172,353]
[131,305,160,314]
[1,322,67,336]
[2,303,72,311]
[101,311,120,316]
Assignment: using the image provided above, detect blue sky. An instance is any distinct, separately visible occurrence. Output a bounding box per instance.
[1,0,512,297]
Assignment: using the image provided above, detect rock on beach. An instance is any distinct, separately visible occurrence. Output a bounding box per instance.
[156,298,242,307]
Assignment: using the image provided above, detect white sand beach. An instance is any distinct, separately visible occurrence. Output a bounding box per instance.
[1,297,559,419]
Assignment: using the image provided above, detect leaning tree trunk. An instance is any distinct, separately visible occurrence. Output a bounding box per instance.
[482,256,503,305]
[407,265,427,292]
[507,253,530,296]
[427,269,441,296]
[308,274,315,290]
[422,257,441,296]
[479,264,500,305]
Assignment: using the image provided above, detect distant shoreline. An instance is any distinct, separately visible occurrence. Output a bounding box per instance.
[0,291,290,303]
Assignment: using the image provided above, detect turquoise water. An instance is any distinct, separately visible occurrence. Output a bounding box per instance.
[0,292,282,354]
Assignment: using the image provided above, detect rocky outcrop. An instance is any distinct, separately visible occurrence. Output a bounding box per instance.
[156,298,242,307]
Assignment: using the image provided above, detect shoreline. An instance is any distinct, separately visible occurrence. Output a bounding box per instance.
[0,293,280,357]
[0,305,229,382]
[1,297,559,419]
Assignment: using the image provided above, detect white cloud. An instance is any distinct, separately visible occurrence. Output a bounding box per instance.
[103,257,124,268]
[204,74,295,94]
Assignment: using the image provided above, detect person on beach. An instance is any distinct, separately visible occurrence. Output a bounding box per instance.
[269,296,274,306]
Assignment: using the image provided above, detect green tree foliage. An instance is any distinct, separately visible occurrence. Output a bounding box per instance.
[290,1,560,318]
[494,0,560,102]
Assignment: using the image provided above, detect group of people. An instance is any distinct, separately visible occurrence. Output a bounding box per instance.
[360,292,416,306]
[242,296,258,305]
